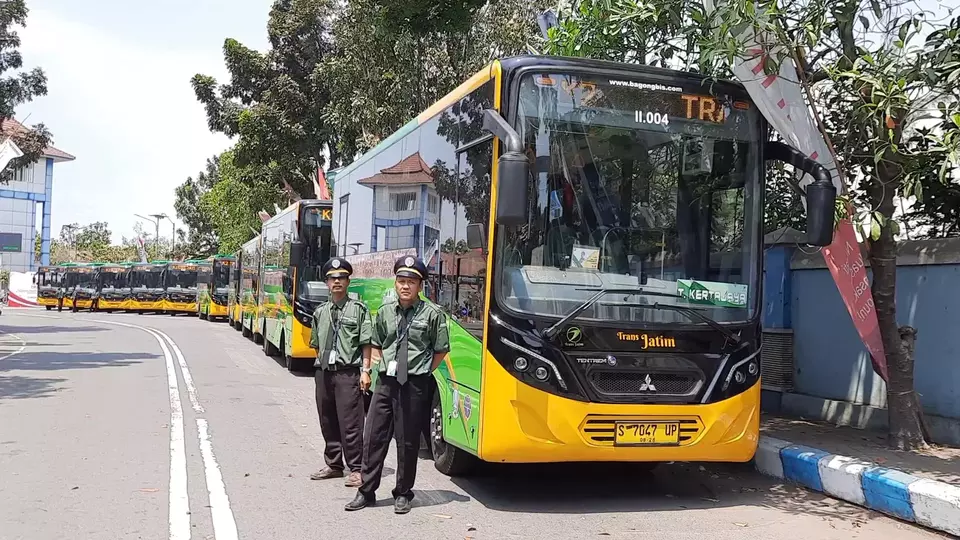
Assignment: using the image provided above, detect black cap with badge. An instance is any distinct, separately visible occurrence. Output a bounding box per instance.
[322,257,353,278]
[394,255,427,280]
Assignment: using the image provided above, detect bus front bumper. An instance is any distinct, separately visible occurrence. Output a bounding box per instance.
[208,303,228,318]
[65,298,94,309]
[97,299,126,310]
[37,297,57,307]
[164,301,197,313]
[477,360,760,464]
[129,300,164,311]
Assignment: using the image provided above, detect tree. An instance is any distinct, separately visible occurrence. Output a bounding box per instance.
[192,0,342,199]
[174,155,222,257]
[0,0,51,182]
[441,237,469,255]
[198,150,285,254]
[324,0,550,154]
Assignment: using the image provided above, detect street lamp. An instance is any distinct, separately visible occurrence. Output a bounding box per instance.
[134,213,175,259]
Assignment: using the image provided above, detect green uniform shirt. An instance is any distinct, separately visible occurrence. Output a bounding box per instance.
[309,296,373,369]
[372,298,450,376]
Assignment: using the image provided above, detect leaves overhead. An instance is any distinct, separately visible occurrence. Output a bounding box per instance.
[0,0,52,183]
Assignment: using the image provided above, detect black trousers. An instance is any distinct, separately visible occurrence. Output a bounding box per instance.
[57,297,63,312]
[315,367,365,473]
[359,374,430,500]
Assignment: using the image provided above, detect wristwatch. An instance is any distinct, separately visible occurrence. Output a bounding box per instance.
[361,367,372,374]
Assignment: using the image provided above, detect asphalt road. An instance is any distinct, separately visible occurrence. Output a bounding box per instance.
[0,310,947,540]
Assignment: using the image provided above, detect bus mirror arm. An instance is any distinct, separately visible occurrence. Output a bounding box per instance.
[483,109,529,227]
[765,141,837,247]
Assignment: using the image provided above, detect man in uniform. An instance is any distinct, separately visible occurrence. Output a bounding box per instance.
[309,257,373,488]
[345,255,450,515]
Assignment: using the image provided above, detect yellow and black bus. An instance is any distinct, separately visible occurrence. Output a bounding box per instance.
[93,263,129,312]
[198,255,234,321]
[334,56,837,475]
[258,200,334,371]
[60,263,96,310]
[162,260,200,315]
[239,235,262,340]
[35,265,61,310]
[127,262,165,312]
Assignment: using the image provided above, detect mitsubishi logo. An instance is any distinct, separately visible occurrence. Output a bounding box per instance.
[638,374,657,392]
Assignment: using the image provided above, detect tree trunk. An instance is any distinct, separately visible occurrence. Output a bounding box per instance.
[868,173,927,450]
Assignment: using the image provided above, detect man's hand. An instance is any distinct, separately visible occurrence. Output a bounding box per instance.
[360,371,371,392]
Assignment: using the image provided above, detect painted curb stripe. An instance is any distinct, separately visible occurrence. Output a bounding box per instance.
[756,435,960,536]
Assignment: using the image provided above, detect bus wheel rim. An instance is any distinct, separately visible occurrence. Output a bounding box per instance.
[431,404,444,455]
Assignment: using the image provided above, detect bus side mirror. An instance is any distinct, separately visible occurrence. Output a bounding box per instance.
[290,241,305,266]
[466,223,486,251]
[806,181,837,246]
[765,141,837,246]
[483,109,528,227]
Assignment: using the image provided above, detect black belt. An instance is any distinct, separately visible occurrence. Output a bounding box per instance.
[324,363,361,373]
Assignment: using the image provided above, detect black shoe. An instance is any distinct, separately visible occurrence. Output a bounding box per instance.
[344,492,373,511]
[394,495,412,514]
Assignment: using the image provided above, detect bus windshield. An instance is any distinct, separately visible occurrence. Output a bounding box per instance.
[99,270,127,290]
[497,73,762,326]
[64,269,96,290]
[213,260,232,293]
[166,265,198,290]
[298,205,333,302]
[37,269,58,288]
[131,268,163,289]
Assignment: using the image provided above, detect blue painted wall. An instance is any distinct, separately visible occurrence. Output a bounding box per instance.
[765,240,960,421]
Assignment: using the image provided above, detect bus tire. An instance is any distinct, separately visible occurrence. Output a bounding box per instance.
[430,390,477,477]
[199,309,207,320]
[242,325,251,338]
[45,306,52,311]
[263,329,278,357]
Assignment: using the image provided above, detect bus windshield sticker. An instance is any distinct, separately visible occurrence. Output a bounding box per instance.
[570,245,600,270]
[677,279,748,308]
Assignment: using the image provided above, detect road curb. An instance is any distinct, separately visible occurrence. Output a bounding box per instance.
[755,435,960,536]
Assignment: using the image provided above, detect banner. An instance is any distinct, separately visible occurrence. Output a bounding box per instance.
[704,0,887,380]
[347,248,417,279]
[315,167,331,200]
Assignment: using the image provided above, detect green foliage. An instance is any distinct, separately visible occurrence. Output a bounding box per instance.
[174,155,221,257]
[0,0,51,183]
[198,151,285,254]
[324,0,549,154]
[441,238,469,255]
[192,0,341,198]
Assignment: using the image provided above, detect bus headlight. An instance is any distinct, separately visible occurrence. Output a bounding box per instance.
[748,361,758,376]
[534,367,549,381]
[499,336,567,391]
[514,357,528,371]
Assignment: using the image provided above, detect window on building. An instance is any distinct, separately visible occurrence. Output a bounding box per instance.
[389,192,417,212]
[386,225,416,250]
[427,193,439,214]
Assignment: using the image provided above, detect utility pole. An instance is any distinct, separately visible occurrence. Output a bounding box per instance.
[150,214,173,260]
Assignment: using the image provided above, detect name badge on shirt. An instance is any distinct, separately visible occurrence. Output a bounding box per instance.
[386,360,398,376]
[327,350,337,365]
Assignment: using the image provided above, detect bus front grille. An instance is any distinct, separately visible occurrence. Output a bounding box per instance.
[578,415,704,446]
[587,371,702,397]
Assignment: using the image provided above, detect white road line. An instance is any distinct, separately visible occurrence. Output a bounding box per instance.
[16,312,239,540]
[151,327,239,540]
[88,318,192,540]
[0,330,26,362]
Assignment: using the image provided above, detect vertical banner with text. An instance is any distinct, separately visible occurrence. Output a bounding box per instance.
[704,0,887,380]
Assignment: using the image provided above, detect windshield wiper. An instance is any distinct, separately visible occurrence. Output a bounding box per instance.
[645,302,741,345]
[542,287,680,340]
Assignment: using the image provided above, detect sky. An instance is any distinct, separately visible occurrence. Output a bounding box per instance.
[17,0,272,244]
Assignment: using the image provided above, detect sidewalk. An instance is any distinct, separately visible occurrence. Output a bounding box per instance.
[757,414,960,536]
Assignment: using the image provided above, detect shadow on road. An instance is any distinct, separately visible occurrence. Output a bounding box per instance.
[0,374,67,400]
[0,325,109,335]
[0,351,157,372]
[448,460,890,526]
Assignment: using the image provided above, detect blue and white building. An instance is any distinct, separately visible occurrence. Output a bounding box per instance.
[0,119,75,272]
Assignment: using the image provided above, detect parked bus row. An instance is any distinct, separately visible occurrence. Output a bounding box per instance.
[33,55,839,476]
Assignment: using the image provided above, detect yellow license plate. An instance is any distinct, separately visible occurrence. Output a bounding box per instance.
[614,422,680,446]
